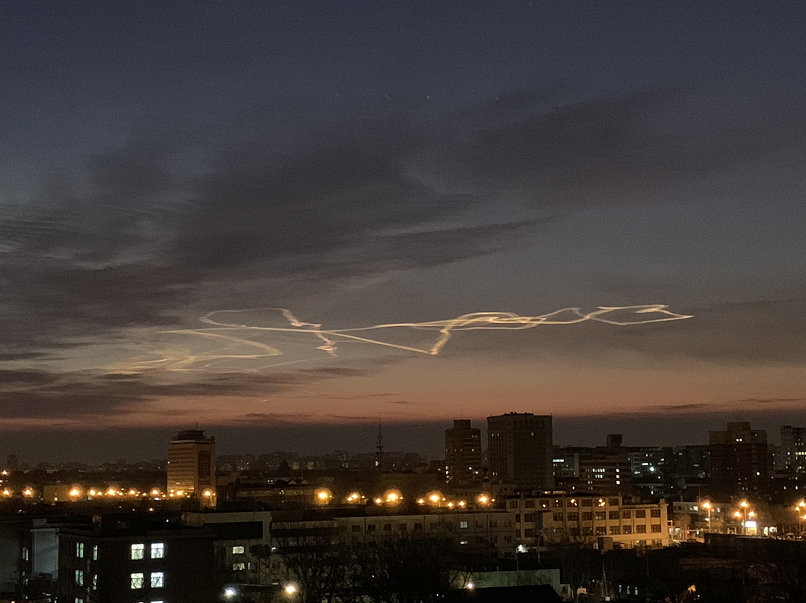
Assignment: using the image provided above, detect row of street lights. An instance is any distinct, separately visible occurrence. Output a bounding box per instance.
[699,498,806,537]
[314,487,494,509]
[699,498,756,535]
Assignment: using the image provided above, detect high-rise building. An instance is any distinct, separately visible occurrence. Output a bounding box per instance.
[577,449,633,495]
[780,425,806,473]
[444,420,482,485]
[167,429,216,507]
[708,422,772,499]
[488,413,553,490]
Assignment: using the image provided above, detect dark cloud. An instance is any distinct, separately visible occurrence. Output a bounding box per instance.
[440,296,806,366]
[737,397,806,405]
[417,86,806,208]
[0,362,386,421]
[645,403,721,412]
[1,85,803,365]
[230,413,316,426]
[0,369,60,385]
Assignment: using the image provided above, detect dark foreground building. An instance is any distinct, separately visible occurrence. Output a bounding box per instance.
[444,585,563,603]
[58,514,216,603]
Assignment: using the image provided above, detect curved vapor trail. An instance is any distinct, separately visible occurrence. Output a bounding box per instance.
[168,305,692,359]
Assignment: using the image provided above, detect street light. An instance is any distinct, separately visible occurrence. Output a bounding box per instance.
[315,488,332,504]
[701,500,712,534]
[738,499,750,535]
[796,499,806,534]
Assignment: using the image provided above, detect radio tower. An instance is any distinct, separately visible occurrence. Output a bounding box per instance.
[375,420,384,471]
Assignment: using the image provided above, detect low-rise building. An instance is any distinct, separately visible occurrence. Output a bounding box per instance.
[184,510,273,589]
[337,510,518,557]
[505,494,669,550]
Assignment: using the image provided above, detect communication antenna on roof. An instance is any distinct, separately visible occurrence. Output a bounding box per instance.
[375,420,384,471]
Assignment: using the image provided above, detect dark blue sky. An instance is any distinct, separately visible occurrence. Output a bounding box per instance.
[1,1,805,462]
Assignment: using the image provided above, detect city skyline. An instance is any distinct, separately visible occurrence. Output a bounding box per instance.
[1,1,805,460]
[1,415,803,467]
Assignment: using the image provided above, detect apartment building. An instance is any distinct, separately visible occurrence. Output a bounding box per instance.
[336,511,518,557]
[505,493,669,550]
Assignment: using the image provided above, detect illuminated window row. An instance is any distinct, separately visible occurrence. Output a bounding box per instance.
[130,543,165,560]
[130,571,164,589]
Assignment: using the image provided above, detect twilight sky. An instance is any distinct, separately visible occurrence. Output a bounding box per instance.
[2,1,805,462]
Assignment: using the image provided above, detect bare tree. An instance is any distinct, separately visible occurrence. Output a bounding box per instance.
[273,523,349,603]
[754,543,806,603]
[349,536,459,603]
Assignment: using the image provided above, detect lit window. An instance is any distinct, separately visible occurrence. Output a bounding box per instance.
[131,543,145,560]
[233,562,246,570]
[151,542,165,559]
[232,545,245,554]
[92,574,97,589]
[74,598,83,603]
[130,572,144,589]
[459,521,468,529]
[22,546,29,561]
[76,542,85,558]
[75,570,84,585]
[92,545,98,561]
[151,572,164,588]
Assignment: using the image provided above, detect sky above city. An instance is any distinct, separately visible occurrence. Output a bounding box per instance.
[2,1,805,462]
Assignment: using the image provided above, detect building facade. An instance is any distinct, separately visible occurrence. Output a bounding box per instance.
[57,515,216,603]
[184,511,273,592]
[505,493,669,550]
[575,450,633,496]
[167,429,217,507]
[336,511,518,557]
[445,420,483,485]
[709,422,772,499]
[780,425,806,473]
[488,413,554,490]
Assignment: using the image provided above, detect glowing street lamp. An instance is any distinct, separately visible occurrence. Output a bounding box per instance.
[796,499,806,534]
[427,491,443,506]
[383,489,402,505]
[738,499,750,535]
[284,583,298,597]
[315,488,332,504]
[733,510,744,535]
[701,500,712,533]
[22,487,34,498]
[477,493,491,506]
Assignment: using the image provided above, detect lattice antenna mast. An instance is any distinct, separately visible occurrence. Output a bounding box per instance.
[375,420,384,471]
